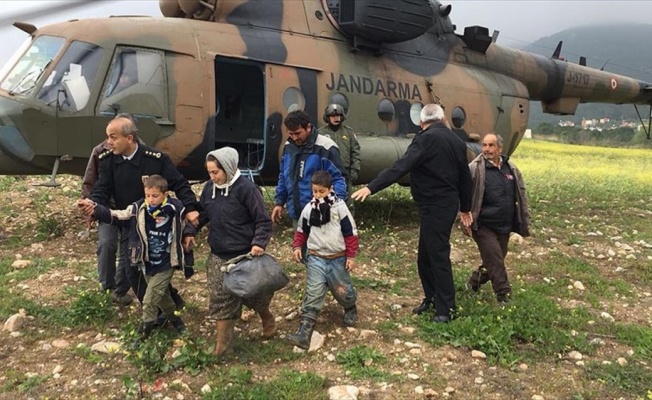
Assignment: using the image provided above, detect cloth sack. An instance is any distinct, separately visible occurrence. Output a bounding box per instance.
[222,253,289,298]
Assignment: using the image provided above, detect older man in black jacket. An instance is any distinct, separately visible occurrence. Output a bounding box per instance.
[83,113,199,305]
[352,104,472,323]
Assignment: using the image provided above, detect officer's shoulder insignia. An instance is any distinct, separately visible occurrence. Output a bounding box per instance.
[98,150,112,159]
[144,150,162,159]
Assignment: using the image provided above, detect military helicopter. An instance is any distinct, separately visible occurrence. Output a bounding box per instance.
[0,0,650,186]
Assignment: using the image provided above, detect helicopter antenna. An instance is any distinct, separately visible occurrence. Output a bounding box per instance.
[600,59,611,71]
[552,41,563,59]
[491,30,500,43]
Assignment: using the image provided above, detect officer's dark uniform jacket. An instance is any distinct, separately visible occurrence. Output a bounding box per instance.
[90,144,199,212]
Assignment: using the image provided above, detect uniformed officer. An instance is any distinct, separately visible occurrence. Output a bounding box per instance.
[84,113,200,305]
[317,104,361,210]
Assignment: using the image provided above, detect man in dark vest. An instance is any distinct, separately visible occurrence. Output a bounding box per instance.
[463,133,531,303]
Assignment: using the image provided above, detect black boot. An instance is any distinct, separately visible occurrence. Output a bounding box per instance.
[137,321,156,338]
[286,317,316,350]
[168,315,186,334]
[154,312,168,328]
[343,305,358,327]
[412,298,433,315]
[169,285,185,310]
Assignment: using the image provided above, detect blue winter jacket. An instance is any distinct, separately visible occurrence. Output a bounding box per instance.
[274,127,347,220]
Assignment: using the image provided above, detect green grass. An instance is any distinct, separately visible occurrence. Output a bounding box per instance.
[609,323,652,359]
[335,345,390,380]
[63,287,116,326]
[69,344,105,364]
[585,361,652,397]
[0,257,60,319]
[0,370,50,394]
[513,140,652,203]
[518,253,634,304]
[417,286,593,366]
[232,337,303,365]
[203,368,328,400]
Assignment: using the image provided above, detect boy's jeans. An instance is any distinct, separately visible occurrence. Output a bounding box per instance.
[301,255,356,320]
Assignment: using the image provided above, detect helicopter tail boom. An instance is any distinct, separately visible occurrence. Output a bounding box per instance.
[487,45,652,115]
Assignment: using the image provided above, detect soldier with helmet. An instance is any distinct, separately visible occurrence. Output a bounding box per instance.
[318,104,361,210]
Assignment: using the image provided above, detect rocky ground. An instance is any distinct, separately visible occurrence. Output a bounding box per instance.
[0,174,651,400]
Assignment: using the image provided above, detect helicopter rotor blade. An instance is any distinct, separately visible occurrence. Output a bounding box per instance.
[0,1,99,27]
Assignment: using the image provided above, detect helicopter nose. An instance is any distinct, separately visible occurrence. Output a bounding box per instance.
[0,96,47,174]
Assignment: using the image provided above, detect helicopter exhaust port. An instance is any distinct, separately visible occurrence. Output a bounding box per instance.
[325,0,437,47]
[159,0,217,20]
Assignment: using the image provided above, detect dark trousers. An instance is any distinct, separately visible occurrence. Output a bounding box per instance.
[119,226,183,306]
[469,225,511,295]
[417,204,458,317]
[97,221,129,294]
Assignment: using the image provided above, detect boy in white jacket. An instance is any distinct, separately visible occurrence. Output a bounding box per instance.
[287,170,359,350]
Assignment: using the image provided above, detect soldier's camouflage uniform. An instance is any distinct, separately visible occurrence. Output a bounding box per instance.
[318,124,361,200]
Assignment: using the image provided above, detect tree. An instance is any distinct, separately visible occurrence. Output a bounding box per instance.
[536,122,555,135]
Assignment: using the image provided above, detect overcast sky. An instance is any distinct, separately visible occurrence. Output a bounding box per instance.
[1,1,651,70]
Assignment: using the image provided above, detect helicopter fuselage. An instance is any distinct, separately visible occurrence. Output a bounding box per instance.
[0,0,649,185]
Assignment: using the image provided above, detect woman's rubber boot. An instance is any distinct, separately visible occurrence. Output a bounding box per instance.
[259,308,277,339]
[213,319,235,357]
[286,317,315,350]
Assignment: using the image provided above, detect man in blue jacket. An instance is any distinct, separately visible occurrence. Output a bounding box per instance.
[271,110,347,224]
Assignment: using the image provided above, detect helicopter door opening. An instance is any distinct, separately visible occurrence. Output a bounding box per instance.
[213,58,265,173]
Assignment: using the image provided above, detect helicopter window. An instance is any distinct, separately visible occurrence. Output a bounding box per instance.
[283,87,305,112]
[0,35,65,95]
[410,102,423,126]
[451,106,467,129]
[104,50,140,96]
[37,40,104,111]
[377,98,395,123]
[329,93,349,114]
[99,47,167,118]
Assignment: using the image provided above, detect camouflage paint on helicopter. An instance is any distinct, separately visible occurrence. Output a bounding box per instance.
[0,0,650,185]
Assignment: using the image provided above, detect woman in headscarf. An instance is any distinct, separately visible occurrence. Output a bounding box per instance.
[184,147,275,356]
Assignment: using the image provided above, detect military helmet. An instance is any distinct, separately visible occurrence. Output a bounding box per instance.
[323,103,346,123]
